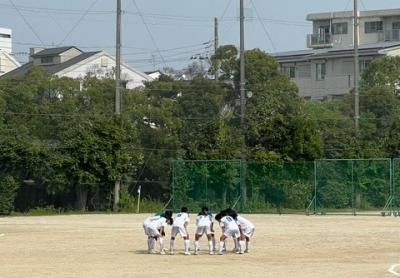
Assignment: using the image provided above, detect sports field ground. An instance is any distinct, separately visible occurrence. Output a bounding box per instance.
[1,214,400,277]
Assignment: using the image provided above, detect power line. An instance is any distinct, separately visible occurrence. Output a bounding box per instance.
[131,0,167,68]
[58,0,100,46]
[8,0,45,46]
[250,0,277,53]
[0,3,113,15]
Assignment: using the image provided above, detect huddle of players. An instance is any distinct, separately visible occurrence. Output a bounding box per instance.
[143,206,255,255]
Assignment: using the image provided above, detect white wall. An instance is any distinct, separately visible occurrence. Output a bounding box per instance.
[0,51,20,76]
[281,55,381,99]
[0,27,12,54]
[56,53,152,89]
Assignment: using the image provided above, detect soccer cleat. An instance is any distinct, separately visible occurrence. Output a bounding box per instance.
[160,250,166,255]
[209,251,214,255]
[217,251,224,255]
[169,251,174,255]
[232,248,239,252]
[244,249,249,253]
[194,251,198,255]
[184,252,191,256]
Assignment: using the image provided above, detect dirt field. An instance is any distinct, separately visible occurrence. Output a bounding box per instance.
[1,214,400,278]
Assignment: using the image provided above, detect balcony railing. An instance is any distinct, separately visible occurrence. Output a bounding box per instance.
[307,33,333,48]
[378,29,400,42]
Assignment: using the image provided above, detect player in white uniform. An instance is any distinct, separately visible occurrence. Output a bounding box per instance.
[194,206,214,255]
[143,211,173,254]
[170,207,190,255]
[215,212,245,255]
[236,215,255,253]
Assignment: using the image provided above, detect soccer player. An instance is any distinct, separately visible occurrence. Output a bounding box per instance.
[235,215,255,253]
[143,210,173,255]
[194,206,214,255]
[224,208,255,253]
[170,207,190,255]
[215,211,245,255]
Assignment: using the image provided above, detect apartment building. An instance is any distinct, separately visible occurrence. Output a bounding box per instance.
[273,8,400,100]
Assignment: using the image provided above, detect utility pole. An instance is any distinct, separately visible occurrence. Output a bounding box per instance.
[214,17,219,82]
[353,0,360,132]
[239,0,247,205]
[113,0,122,212]
[240,0,245,148]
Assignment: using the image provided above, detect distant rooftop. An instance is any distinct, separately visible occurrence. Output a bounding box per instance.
[272,42,400,62]
[1,51,100,78]
[307,8,400,21]
[32,46,82,57]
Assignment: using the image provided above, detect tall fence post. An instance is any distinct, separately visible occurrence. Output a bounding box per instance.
[314,160,317,214]
[351,160,356,216]
[171,160,175,211]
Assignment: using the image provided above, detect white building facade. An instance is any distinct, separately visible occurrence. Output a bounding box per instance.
[3,46,152,89]
[274,8,400,100]
[0,27,20,76]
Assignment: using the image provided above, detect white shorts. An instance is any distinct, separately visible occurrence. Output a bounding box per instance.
[195,225,212,235]
[224,228,240,239]
[242,227,255,238]
[171,226,188,238]
[144,225,160,237]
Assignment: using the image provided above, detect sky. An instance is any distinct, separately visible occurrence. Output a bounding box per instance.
[0,0,400,71]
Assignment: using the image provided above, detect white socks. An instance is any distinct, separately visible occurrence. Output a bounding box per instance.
[219,241,225,253]
[208,240,213,252]
[195,241,200,251]
[184,240,190,253]
[170,239,175,252]
[239,240,245,254]
[159,237,164,252]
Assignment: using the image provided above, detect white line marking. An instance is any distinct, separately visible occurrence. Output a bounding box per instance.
[389,264,400,277]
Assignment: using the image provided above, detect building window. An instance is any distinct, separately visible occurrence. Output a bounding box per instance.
[365,21,383,33]
[316,63,326,80]
[360,60,371,73]
[41,56,54,64]
[101,57,108,67]
[286,67,296,78]
[332,23,348,35]
[282,66,296,78]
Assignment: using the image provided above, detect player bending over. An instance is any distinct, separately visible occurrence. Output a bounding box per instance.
[215,211,245,255]
[143,211,173,254]
[170,207,190,255]
[194,206,214,255]
[226,209,255,253]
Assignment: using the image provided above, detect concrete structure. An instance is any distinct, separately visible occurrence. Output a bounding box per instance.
[0,27,20,76]
[274,8,400,100]
[2,46,152,89]
[0,27,12,54]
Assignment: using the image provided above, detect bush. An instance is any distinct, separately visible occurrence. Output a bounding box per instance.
[119,187,135,212]
[0,176,19,215]
[319,181,352,209]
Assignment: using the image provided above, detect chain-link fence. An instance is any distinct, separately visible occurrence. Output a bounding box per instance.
[171,159,394,215]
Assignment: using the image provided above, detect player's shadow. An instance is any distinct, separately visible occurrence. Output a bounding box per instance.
[130,250,149,254]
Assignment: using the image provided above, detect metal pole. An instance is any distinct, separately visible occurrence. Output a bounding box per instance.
[352,160,356,216]
[314,160,317,214]
[239,0,247,204]
[214,17,219,82]
[115,0,122,115]
[353,0,360,131]
[113,0,122,212]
